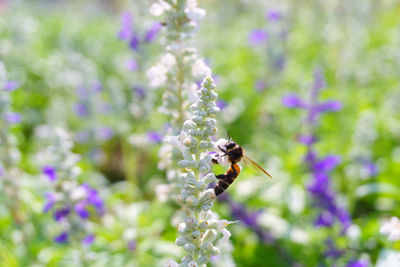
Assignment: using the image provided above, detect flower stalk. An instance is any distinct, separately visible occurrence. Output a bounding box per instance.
[169,76,233,266]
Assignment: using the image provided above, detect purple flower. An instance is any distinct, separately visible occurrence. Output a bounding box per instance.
[54,231,69,243]
[118,11,133,40]
[128,240,137,251]
[144,22,162,43]
[317,100,342,112]
[297,135,317,145]
[147,131,162,144]
[216,100,227,110]
[0,164,4,177]
[254,80,267,92]
[282,93,307,108]
[324,239,343,259]
[82,183,105,215]
[42,165,57,182]
[218,194,274,244]
[266,8,282,21]
[346,260,369,267]
[53,206,71,221]
[82,234,95,246]
[92,82,103,93]
[4,112,21,124]
[129,35,140,51]
[134,86,146,99]
[363,161,378,177]
[315,210,334,227]
[96,127,114,141]
[248,29,268,46]
[126,59,139,71]
[43,192,56,212]
[314,155,341,172]
[75,201,90,219]
[74,103,88,117]
[4,81,20,91]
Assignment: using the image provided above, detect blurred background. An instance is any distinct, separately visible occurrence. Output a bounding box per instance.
[1,0,400,266]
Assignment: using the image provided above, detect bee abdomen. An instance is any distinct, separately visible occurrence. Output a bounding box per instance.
[214,163,240,196]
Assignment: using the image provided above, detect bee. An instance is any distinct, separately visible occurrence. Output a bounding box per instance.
[211,138,272,196]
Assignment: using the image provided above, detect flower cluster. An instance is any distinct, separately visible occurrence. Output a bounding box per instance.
[35,126,105,245]
[149,0,212,204]
[0,61,23,225]
[0,61,21,172]
[283,69,357,264]
[118,11,162,52]
[166,76,233,266]
[147,0,210,129]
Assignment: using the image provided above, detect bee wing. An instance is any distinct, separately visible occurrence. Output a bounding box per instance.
[242,155,272,179]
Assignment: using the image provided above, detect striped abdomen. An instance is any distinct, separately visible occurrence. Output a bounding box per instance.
[214,163,241,196]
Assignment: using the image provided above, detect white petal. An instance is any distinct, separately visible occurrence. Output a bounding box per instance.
[149,3,164,16]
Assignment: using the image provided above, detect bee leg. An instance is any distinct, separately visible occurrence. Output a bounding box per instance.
[211,158,219,164]
[218,145,228,155]
[231,163,238,176]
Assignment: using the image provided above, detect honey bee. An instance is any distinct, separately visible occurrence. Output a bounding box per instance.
[211,138,272,196]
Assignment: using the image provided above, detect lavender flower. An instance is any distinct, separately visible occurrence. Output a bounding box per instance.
[266,8,282,21]
[145,22,162,43]
[248,29,268,46]
[283,68,354,264]
[42,165,57,181]
[36,126,105,247]
[4,81,20,91]
[119,10,161,51]
[4,112,21,124]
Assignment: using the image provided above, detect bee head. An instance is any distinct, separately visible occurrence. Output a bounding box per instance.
[225,141,236,150]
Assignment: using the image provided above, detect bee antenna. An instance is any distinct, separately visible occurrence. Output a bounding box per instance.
[226,132,232,142]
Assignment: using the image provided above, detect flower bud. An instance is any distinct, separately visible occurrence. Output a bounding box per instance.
[198,141,209,149]
[179,160,196,168]
[175,237,187,246]
[210,246,220,256]
[183,120,196,130]
[207,107,220,116]
[186,196,199,206]
[184,243,196,253]
[201,173,216,184]
[201,229,217,243]
[205,119,216,127]
[191,115,204,124]
[197,255,208,265]
[188,261,198,267]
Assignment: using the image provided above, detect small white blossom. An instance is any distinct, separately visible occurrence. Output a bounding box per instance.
[213,138,230,166]
[70,186,87,201]
[150,3,165,16]
[185,0,206,21]
[161,53,177,68]
[380,217,400,241]
[192,59,211,77]
[147,64,168,87]
[165,260,179,267]
[155,184,171,202]
[208,219,236,243]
